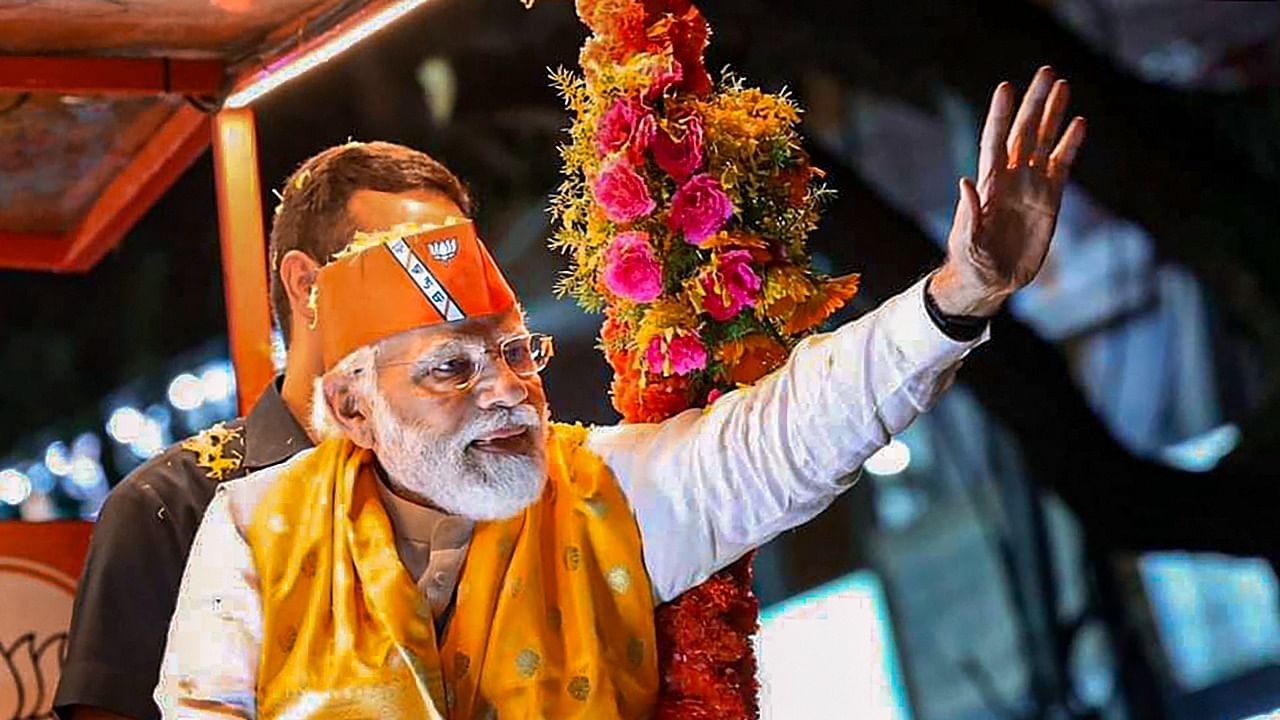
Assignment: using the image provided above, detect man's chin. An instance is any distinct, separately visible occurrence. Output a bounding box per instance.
[456,474,548,521]
[442,448,546,519]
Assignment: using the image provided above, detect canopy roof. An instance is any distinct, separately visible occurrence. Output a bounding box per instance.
[0,0,418,272]
[1,0,345,58]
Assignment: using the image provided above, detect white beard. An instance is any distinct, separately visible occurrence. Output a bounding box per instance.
[369,391,548,521]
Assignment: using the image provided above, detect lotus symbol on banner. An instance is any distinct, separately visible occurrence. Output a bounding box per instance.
[0,558,77,720]
[429,237,458,264]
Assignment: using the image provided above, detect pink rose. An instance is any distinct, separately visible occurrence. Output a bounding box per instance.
[652,113,704,180]
[700,249,762,320]
[595,98,655,164]
[668,173,733,246]
[603,231,663,303]
[594,158,656,223]
[645,62,683,102]
[631,115,657,164]
[645,332,708,377]
[706,388,725,404]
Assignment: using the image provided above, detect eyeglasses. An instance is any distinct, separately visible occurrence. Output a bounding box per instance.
[377,332,555,395]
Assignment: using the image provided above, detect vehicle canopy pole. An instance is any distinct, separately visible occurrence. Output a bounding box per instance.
[212,108,274,416]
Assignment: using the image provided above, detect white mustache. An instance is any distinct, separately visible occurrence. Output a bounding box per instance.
[460,404,542,445]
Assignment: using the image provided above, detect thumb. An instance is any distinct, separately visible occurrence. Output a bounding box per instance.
[948,177,982,253]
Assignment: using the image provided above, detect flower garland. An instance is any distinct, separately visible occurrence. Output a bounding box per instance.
[547,0,862,716]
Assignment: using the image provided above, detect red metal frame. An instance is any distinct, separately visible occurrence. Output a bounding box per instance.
[0,54,221,273]
[213,109,274,415]
[2,2,439,411]
[0,230,70,270]
[0,56,224,96]
[0,106,211,272]
[68,106,212,271]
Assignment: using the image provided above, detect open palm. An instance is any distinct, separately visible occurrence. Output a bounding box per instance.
[944,67,1087,307]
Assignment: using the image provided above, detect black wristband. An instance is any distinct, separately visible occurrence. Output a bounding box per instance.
[923,274,989,342]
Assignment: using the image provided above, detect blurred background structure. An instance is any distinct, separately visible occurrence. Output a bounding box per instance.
[2,1,1279,718]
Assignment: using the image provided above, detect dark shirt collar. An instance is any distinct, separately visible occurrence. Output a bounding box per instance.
[242,377,313,470]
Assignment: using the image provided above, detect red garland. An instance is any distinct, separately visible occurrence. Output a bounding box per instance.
[582,3,762,717]
[654,554,760,720]
[604,325,760,718]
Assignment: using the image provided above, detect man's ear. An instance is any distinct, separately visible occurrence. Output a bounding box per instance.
[322,370,376,448]
[280,250,321,332]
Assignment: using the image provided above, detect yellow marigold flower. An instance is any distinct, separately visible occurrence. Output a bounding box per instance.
[696,88,800,148]
[635,298,698,354]
[331,219,468,261]
[759,264,815,321]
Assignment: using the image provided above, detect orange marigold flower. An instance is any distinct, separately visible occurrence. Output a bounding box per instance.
[776,162,820,208]
[717,333,788,385]
[662,4,712,95]
[601,310,629,344]
[700,230,771,257]
[608,352,643,420]
[601,313,634,368]
[608,348,693,423]
[783,273,861,335]
[758,263,814,321]
[577,0,645,38]
[631,373,692,422]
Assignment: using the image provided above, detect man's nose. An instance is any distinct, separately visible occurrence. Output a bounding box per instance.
[472,359,529,410]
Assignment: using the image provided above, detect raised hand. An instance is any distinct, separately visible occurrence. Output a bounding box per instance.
[930,66,1087,318]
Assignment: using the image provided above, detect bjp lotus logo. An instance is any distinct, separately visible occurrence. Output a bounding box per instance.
[0,558,76,720]
[428,237,458,264]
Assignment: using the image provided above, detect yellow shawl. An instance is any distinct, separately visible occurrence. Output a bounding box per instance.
[244,424,658,719]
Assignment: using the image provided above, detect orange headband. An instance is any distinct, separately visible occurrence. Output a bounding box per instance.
[315,219,518,370]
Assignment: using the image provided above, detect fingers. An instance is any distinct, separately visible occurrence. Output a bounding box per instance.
[1032,79,1070,168]
[978,83,1014,189]
[1049,116,1087,181]
[1007,66,1055,166]
[982,68,1083,183]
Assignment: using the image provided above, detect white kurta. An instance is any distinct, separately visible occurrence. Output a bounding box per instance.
[154,275,989,718]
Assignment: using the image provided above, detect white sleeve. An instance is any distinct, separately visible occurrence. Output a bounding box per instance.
[586,275,989,602]
[154,487,262,719]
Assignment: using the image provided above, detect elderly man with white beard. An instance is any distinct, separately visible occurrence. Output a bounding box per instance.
[156,68,1084,719]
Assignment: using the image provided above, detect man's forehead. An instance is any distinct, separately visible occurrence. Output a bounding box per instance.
[346,188,464,232]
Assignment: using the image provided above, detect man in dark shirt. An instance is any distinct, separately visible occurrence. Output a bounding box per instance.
[54,141,475,720]
[55,382,311,719]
